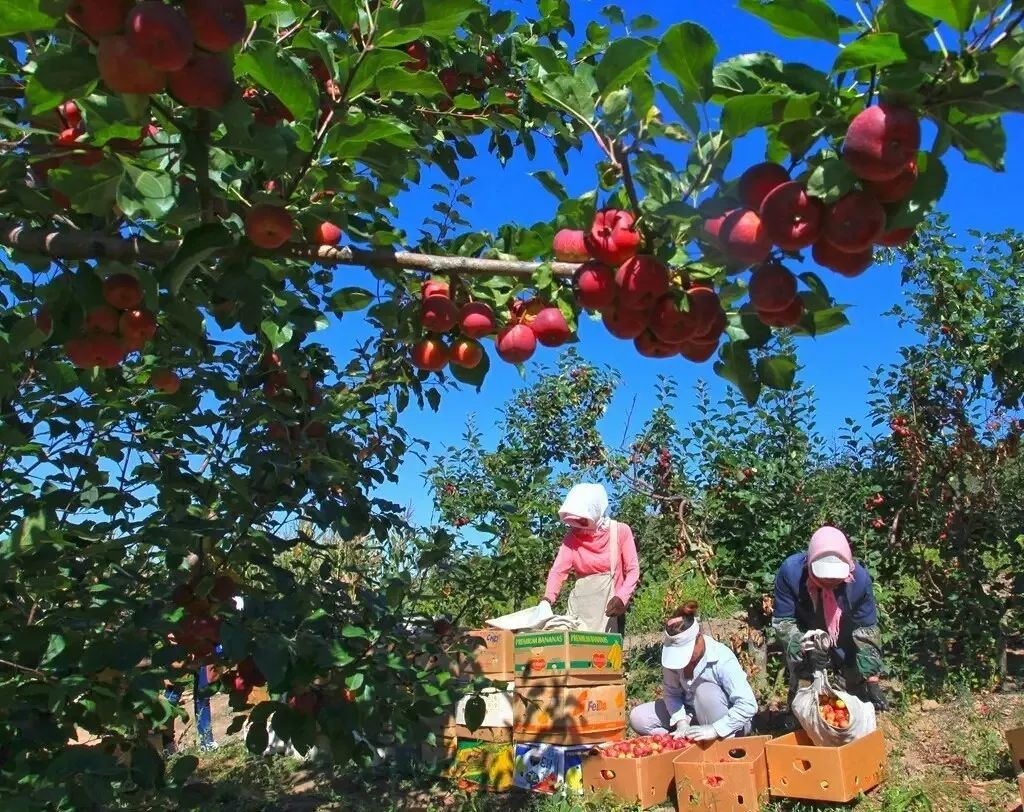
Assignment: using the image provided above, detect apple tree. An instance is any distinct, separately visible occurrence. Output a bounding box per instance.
[1,0,1023,806]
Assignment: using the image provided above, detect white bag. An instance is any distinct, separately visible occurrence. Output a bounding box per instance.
[485,600,554,631]
[792,670,877,746]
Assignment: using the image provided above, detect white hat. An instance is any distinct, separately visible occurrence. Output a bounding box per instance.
[661,619,700,670]
[558,483,609,525]
[810,554,851,580]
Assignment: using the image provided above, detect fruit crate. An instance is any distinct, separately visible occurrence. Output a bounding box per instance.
[673,736,771,812]
[581,735,694,809]
[1005,726,1024,773]
[765,729,886,803]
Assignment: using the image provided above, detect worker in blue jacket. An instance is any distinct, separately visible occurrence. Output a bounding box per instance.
[773,526,888,711]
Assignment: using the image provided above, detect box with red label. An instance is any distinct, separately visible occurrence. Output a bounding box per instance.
[513,683,626,746]
[514,630,623,686]
[458,629,515,681]
[674,736,771,812]
[582,735,695,809]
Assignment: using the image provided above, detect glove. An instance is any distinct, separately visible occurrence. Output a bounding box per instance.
[806,647,830,673]
[605,596,626,617]
[864,680,889,712]
[668,708,690,732]
[682,724,718,742]
[800,630,830,653]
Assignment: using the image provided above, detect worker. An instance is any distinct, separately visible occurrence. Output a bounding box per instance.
[773,526,888,710]
[629,603,757,740]
[543,483,639,633]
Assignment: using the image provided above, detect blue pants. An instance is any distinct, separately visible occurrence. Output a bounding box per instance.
[165,666,214,749]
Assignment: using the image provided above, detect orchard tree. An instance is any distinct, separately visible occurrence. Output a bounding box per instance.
[1,0,1024,806]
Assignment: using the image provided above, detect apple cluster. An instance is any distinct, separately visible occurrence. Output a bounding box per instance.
[53,273,176,390]
[257,351,329,444]
[818,695,851,729]
[409,280,573,372]
[170,572,239,659]
[70,0,244,109]
[703,104,921,325]
[599,734,693,761]
[556,210,728,363]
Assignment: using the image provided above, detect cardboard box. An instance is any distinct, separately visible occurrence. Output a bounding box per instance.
[459,629,515,681]
[765,729,886,803]
[513,742,590,795]
[455,725,513,743]
[674,736,771,812]
[455,684,514,728]
[446,740,515,793]
[513,683,626,746]
[583,741,690,809]
[514,630,624,686]
[1017,773,1024,807]
[1005,726,1024,773]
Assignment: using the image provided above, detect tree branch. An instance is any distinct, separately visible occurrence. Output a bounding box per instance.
[0,219,581,280]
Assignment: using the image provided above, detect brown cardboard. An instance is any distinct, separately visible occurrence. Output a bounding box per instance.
[765,729,886,803]
[583,746,684,808]
[513,683,626,746]
[674,736,771,812]
[455,725,513,743]
[1018,773,1024,807]
[1005,726,1024,773]
[514,630,624,686]
[458,628,515,681]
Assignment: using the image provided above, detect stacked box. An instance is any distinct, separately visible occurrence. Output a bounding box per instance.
[458,628,516,682]
[1007,727,1024,808]
[454,683,515,742]
[445,739,515,793]
[514,630,624,686]
[765,729,886,803]
[513,742,590,795]
[513,683,627,746]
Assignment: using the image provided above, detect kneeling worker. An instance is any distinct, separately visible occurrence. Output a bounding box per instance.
[630,603,757,741]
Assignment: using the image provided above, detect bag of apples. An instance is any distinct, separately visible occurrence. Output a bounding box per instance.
[792,671,877,746]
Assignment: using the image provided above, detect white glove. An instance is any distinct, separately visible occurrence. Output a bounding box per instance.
[683,724,719,742]
[800,629,830,653]
[668,708,690,732]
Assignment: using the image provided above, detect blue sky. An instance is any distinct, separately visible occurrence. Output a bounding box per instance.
[327,1,1024,525]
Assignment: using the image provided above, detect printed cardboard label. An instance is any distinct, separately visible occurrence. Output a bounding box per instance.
[458,628,515,679]
[513,683,627,746]
[513,742,590,795]
[446,740,514,793]
[514,630,623,685]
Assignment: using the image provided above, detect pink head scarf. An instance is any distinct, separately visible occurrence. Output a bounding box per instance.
[805,526,854,644]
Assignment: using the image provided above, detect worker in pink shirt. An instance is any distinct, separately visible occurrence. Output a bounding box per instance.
[543,483,640,634]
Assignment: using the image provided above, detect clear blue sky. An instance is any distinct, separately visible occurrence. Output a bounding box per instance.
[325,1,1024,525]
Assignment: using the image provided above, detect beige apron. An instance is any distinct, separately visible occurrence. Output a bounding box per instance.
[567,521,620,633]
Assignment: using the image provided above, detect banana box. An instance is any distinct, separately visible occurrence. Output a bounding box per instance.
[514,630,623,686]
[513,742,590,795]
[445,740,515,793]
[513,683,627,746]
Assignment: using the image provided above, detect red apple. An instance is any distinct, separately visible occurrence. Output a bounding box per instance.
[97,35,167,95]
[65,333,127,369]
[310,222,343,245]
[530,307,572,347]
[422,279,450,299]
[574,262,617,310]
[866,160,918,203]
[812,241,873,278]
[151,368,181,394]
[615,255,670,309]
[649,295,698,344]
[602,303,649,340]
[759,182,823,251]
[66,0,133,38]
[843,104,921,182]
[738,162,790,210]
[183,0,247,53]
[495,323,537,364]
[459,302,496,338]
[450,337,484,369]
[720,208,771,265]
[85,305,121,334]
[749,263,798,314]
[168,51,235,110]
[586,209,640,265]
[634,331,680,359]
[758,296,804,328]
[126,1,194,72]
[102,274,144,310]
[822,191,886,253]
[119,308,158,342]
[245,205,294,249]
[410,337,448,371]
[553,229,589,262]
[420,295,457,333]
[405,41,428,71]
[876,226,915,246]
[679,337,720,363]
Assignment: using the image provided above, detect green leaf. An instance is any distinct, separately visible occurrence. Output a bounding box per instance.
[833,33,909,72]
[715,343,761,405]
[757,355,797,390]
[379,0,485,44]
[117,163,175,221]
[329,287,374,313]
[0,1,61,37]
[261,320,294,350]
[323,115,417,158]
[49,161,123,216]
[165,224,235,296]
[449,346,490,392]
[904,0,978,31]
[1010,47,1024,92]
[595,38,655,97]
[797,303,849,336]
[805,159,858,204]
[27,47,99,114]
[885,152,948,229]
[944,108,1005,170]
[738,0,840,44]
[464,694,486,732]
[721,92,818,138]
[236,44,319,124]
[528,74,596,121]
[658,22,717,102]
[373,66,446,97]
[531,171,568,201]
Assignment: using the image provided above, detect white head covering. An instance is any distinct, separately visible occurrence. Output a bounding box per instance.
[661,618,701,670]
[558,483,609,528]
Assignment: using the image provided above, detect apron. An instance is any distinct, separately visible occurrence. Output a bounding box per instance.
[567,521,620,633]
